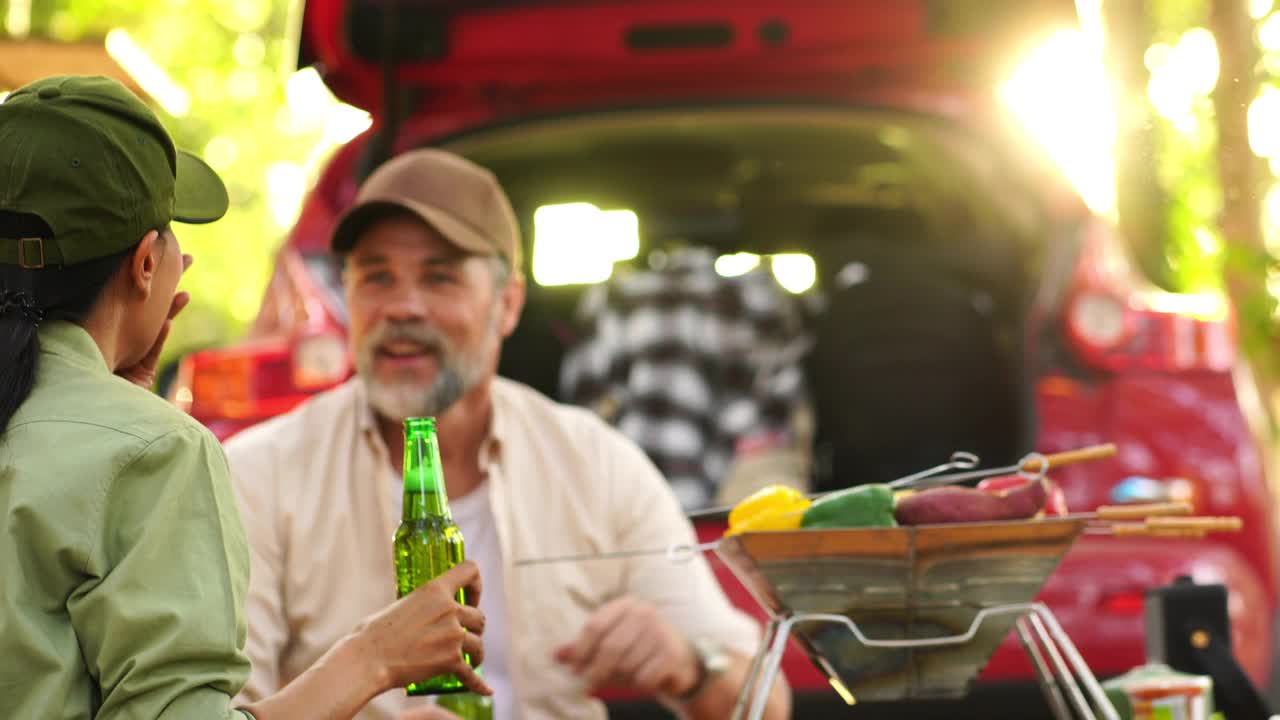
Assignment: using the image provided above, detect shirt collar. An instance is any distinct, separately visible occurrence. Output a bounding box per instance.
[479,380,509,466]
[37,321,110,375]
[354,376,508,467]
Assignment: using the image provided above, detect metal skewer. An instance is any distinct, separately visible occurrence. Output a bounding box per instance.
[686,444,1117,523]
[518,444,1122,566]
[513,503,1241,567]
[686,451,981,523]
[513,540,720,567]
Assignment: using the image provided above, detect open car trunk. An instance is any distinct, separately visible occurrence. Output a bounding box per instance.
[300,0,1079,120]
[430,105,1047,492]
[290,0,1086,498]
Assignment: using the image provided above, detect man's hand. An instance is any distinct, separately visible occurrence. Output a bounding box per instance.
[117,253,194,390]
[553,597,700,697]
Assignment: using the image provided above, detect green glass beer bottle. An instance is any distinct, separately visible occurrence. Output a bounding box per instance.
[436,688,494,720]
[394,417,469,695]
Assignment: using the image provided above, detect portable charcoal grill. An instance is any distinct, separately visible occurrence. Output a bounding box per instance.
[716,518,1113,719]
[700,444,1239,720]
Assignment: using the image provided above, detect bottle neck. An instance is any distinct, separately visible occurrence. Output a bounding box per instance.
[402,491,449,521]
[403,426,451,520]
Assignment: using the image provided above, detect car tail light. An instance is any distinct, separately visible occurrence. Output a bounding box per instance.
[172,244,354,426]
[1067,292,1131,350]
[293,332,351,389]
[1062,220,1235,374]
[177,339,349,424]
[1064,288,1235,373]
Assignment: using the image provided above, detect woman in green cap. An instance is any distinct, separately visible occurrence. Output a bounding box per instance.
[0,75,489,719]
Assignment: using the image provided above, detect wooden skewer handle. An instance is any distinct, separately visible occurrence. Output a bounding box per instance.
[1110,524,1208,539]
[1146,516,1243,532]
[1094,502,1193,520]
[1021,443,1117,473]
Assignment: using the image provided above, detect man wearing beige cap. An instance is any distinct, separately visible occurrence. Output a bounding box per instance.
[224,149,790,720]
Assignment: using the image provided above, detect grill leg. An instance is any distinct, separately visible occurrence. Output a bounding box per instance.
[1026,612,1096,719]
[745,615,799,720]
[1031,605,1120,720]
[731,617,781,720]
[1018,616,1074,720]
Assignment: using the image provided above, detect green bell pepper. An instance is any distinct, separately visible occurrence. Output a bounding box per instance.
[800,483,897,529]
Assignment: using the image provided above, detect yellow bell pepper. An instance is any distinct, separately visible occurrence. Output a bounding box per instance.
[726,484,812,536]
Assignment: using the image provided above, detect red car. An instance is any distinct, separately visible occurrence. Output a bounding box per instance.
[171,0,1280,715]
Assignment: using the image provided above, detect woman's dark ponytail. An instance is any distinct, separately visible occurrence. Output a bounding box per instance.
[0,212,136,434]
[0,307,39,434]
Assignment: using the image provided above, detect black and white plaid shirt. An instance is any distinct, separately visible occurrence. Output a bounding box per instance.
[559,249,810,511]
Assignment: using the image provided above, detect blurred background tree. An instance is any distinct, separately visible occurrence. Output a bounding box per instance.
[1108,0,1280,380]
[0,0,368,370]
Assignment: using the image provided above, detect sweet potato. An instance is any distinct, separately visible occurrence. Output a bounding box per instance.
[894,478,1048,525]
[976,474,1070,516]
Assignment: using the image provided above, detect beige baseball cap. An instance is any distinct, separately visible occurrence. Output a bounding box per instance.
[331,148,521,271]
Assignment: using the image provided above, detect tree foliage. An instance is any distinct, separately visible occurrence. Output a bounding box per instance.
[1118,0,1280,381]
[8,0,332,369]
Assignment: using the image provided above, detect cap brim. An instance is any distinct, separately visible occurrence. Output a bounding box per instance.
[172,151,229,224]
[331,198,493,259]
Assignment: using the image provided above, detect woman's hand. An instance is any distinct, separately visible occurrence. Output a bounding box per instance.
[117,253,194,390]
[398,706,463,719]
[240,561,489,720]
[355,560,491,696]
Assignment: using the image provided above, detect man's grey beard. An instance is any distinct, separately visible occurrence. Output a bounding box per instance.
[357,320,486,421]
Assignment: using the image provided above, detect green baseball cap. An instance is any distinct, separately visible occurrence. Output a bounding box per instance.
[0,75,228,267]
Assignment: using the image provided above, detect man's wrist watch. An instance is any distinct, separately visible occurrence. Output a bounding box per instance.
[675,637,732,702]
